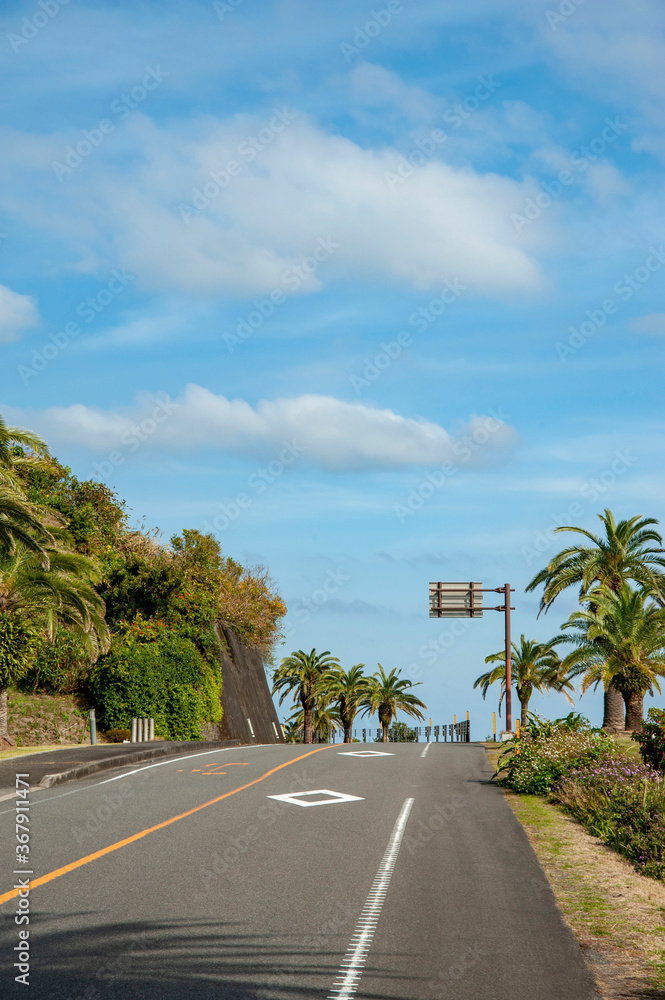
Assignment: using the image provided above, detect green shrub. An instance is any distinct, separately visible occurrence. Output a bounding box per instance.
[632,707,665,772]
[497,718,615,794]
[88,616,222,740]
[21,627,92,694]
[0,612,41,690]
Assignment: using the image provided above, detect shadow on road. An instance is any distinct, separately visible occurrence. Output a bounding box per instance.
[10,914,418,999]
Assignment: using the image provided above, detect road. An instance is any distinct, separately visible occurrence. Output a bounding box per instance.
[0,742,598,998]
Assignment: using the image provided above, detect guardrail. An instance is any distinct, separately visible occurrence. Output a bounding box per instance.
[328,721,471,743]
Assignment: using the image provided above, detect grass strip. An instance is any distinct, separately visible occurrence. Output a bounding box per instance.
[500,772,665,999]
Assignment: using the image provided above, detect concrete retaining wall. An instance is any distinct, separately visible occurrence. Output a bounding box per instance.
[212,623,284,744]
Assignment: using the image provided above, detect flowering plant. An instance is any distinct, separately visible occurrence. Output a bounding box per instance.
[632,707,665,772]
[553,757,665,880]
[496,725,614,794]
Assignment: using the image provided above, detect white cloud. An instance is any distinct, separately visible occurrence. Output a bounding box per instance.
[0,113,543,299]
[630,312,665,335]
[0,285,40,344]
[348,63,440,123]
[7,385,520,472]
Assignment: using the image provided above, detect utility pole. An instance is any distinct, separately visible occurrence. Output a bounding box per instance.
[503,583,512,734]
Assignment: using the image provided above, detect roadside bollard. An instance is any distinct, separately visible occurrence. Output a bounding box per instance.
[131,718,137,743]
[89,709,97,746]
[149,718,155,741]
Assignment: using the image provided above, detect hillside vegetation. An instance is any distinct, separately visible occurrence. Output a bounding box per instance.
[1,417,286,745]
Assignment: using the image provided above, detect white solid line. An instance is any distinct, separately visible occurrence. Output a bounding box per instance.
[327,797,414,999]
[0,745,270,814]
[420,742,431,758]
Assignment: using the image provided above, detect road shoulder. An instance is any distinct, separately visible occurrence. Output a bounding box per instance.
[503,787,665,999]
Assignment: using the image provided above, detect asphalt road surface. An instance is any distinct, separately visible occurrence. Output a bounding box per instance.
[0,742,598,999]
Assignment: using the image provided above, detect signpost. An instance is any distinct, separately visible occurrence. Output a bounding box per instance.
[429,582,515,734]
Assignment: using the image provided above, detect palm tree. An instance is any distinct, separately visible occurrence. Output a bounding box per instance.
[474,635,574,729]
[525,509,665,731]
[362,664,426,742]
[0,542,110,743]
[0,488,54,562]
[287,696,341,744]
[272,648,340,744]
[321,663,369,742]
[0,412,52,492]
[0,414,56,562]
[559,584,665,731]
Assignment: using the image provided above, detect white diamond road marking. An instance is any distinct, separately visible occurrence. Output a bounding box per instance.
[337,750,394,757]
[266,789,364,808]
[327,797,414,999]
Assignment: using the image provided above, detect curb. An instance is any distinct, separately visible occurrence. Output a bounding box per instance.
[37,739,242,789]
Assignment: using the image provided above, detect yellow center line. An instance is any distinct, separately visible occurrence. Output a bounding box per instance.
[0,745,333,906]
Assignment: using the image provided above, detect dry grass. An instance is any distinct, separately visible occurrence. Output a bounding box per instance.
[494,758,665,998]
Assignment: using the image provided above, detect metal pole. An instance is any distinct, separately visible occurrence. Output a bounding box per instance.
[504,583,513,733]
[89,709,97,745]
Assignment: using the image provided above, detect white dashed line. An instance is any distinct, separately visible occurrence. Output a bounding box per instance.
[327,797,414,998]
[420,743,431,758]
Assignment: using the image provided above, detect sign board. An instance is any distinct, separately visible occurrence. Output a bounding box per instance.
[429,582,483,618]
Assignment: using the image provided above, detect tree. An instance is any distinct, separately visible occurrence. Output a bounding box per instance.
[0,412,52,493]
[474,635,574,728]
[287,695,340,743]
[0,488,53,563]
[0,542,110,743]
[362,664,426,742]
[321,664,369,742]
[0,413,58,563]
[272,648,340,744]
[559,584,665,731]
[525,509,665,731]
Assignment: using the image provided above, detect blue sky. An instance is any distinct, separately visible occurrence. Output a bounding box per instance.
[2,0,665,734]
